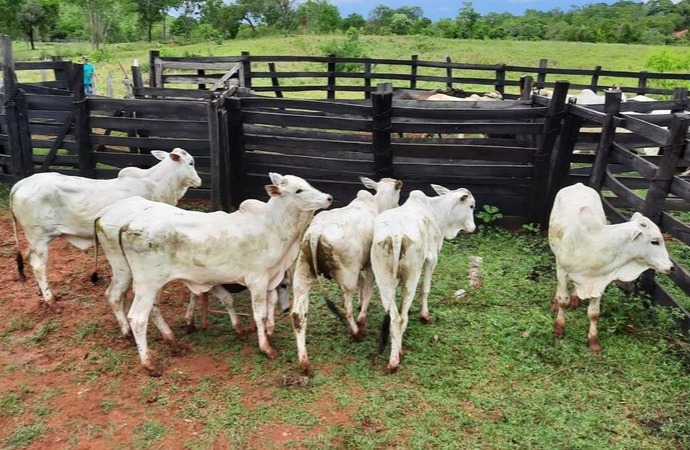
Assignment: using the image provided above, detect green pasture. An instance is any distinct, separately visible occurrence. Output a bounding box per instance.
[9,36,690,99]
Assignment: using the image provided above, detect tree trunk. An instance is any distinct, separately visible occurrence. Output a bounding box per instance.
[243,16,256,35]
[148,23,153,42]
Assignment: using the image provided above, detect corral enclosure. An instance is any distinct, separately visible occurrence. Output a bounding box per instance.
[1,37,690,331]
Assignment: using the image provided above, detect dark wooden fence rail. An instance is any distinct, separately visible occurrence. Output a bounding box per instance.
[149,52,690,101]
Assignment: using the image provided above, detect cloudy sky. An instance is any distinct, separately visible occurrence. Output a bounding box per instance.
[330,0,629,21]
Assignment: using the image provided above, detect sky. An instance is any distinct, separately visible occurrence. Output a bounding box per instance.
[329,0,628,21]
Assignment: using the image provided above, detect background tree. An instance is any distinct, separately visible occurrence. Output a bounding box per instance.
[456,1,480,39]
[295,0,341,34]
[132,0,178,42]
[341,13,365,31]
[18,0,47,49]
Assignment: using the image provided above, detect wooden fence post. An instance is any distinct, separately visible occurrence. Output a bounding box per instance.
[371,83,393,179]
[226,96,246,210]
[2,35,33,178]
[268,62,283,98]
[589,65,602,91]
[208,94,226,211]
[198,69,206,90]
[410,54,418,89]
[545,102,584,218]
[327,54,336,100]
[495,64,506,98]
[149,50,159,88]
[589,91,623,191]
[131,65,144,98]
[445,55,453,90]
[72,63,95,178]
[637,71,648,96]
[643,113,690,224]
[536,59,548,90]
[364,61,372,100]
[51,56,68,89]
[529,80,569,226]
[241,51,252,90]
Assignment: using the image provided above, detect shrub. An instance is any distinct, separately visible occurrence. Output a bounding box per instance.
[321,28,367,72]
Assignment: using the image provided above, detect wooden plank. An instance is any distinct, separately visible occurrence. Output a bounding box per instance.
[245,135,372,157]
[392,106,548,121]
[660,212,690,246]
[392,122,543,135]
[243,124,370,144]
[247,152,373,173]
[134,87,215,100]
[242,110,371,132]
[90,135,210,151]
[89,116,208,136]
[609,144,660,180]
[394,162,533,179]
[622,114,671,146]
[40,112,74,171]
[88,98,208,116]
[602,170,645,211]
[241,97,372,117]
[391,143,536,163]
[25,94,72,110]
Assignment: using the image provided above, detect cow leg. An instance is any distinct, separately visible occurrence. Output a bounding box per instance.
[266,289,278,338]
[553,264,570,339]
[127,289,161,377]
[387,267,423,373]
[26,237,59,310]
[355,268,375,332]
[105,268,133,338]
[419,256,437,324]
[587,296,602,354]
[292,259,314,376]
[184,293,197,333]
[208,286,247,337]
[249,285,276,359]
[150,304,184,355]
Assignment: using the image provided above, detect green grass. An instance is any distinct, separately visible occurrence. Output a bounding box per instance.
[10,36,690,99]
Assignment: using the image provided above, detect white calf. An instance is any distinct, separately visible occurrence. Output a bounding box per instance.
[10,148,201,311]
[291,177,403,375]
[371,185,476,373]
[99,173,331,376]
[549,183,674,353]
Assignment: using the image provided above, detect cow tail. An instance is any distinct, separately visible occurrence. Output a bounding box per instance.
[378,234,401,355]
[10,193,27,282]
[379,314,390,355]
[324,298,347,325]
[91,217,101,283]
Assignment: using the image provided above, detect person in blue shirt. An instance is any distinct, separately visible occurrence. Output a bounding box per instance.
[82,55,97,96]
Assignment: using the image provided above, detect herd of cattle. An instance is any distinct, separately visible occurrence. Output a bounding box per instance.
[8,148,674,376]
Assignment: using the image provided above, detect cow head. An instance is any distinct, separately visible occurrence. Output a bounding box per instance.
[431,184,476,239]
[629,212,674,274]
[265,173,333,212]
[151,148,202,189]
[360,176,403,213]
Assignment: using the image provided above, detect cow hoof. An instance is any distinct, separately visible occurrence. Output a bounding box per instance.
[553,323,565,339]
[385,364,399,374]
[588,337,601,355]
[419,314,430,324]
[147,367,163,377]
[300,362,314,377]
[351,328,366,342]
[168,341,189,356]
[46,302,63,313]
[264,347,278,360]
[185,322,197,334]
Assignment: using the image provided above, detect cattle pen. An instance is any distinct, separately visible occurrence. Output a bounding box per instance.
[1,35,690,334]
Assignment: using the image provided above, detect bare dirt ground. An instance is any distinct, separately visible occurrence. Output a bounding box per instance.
[0,205,348,449]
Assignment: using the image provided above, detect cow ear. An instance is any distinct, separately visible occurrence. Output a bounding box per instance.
[169,153,181,162]
[631,227,642,241]
[460,194,469,202]
[578,206,603,229]
[431,184,451,196]
[265,184,281,197]
[269,172,285,186]
[359,176,377,190]
[395,179,403,190]
[151,150,168,161]
[630,212,643,221]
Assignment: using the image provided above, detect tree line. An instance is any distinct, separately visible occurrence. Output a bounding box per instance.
[1,0,690,50]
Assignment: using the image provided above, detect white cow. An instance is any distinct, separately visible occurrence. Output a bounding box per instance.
[549,183,674,354]
[426,90,503,102]
[10,148,202,311]
[371,185,476,373]
[291,177,403,376]
[98,173,331,376]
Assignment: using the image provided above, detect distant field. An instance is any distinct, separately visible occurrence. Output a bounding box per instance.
[9,36,690,99]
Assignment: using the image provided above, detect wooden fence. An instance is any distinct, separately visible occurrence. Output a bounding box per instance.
[148,51,690,100]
